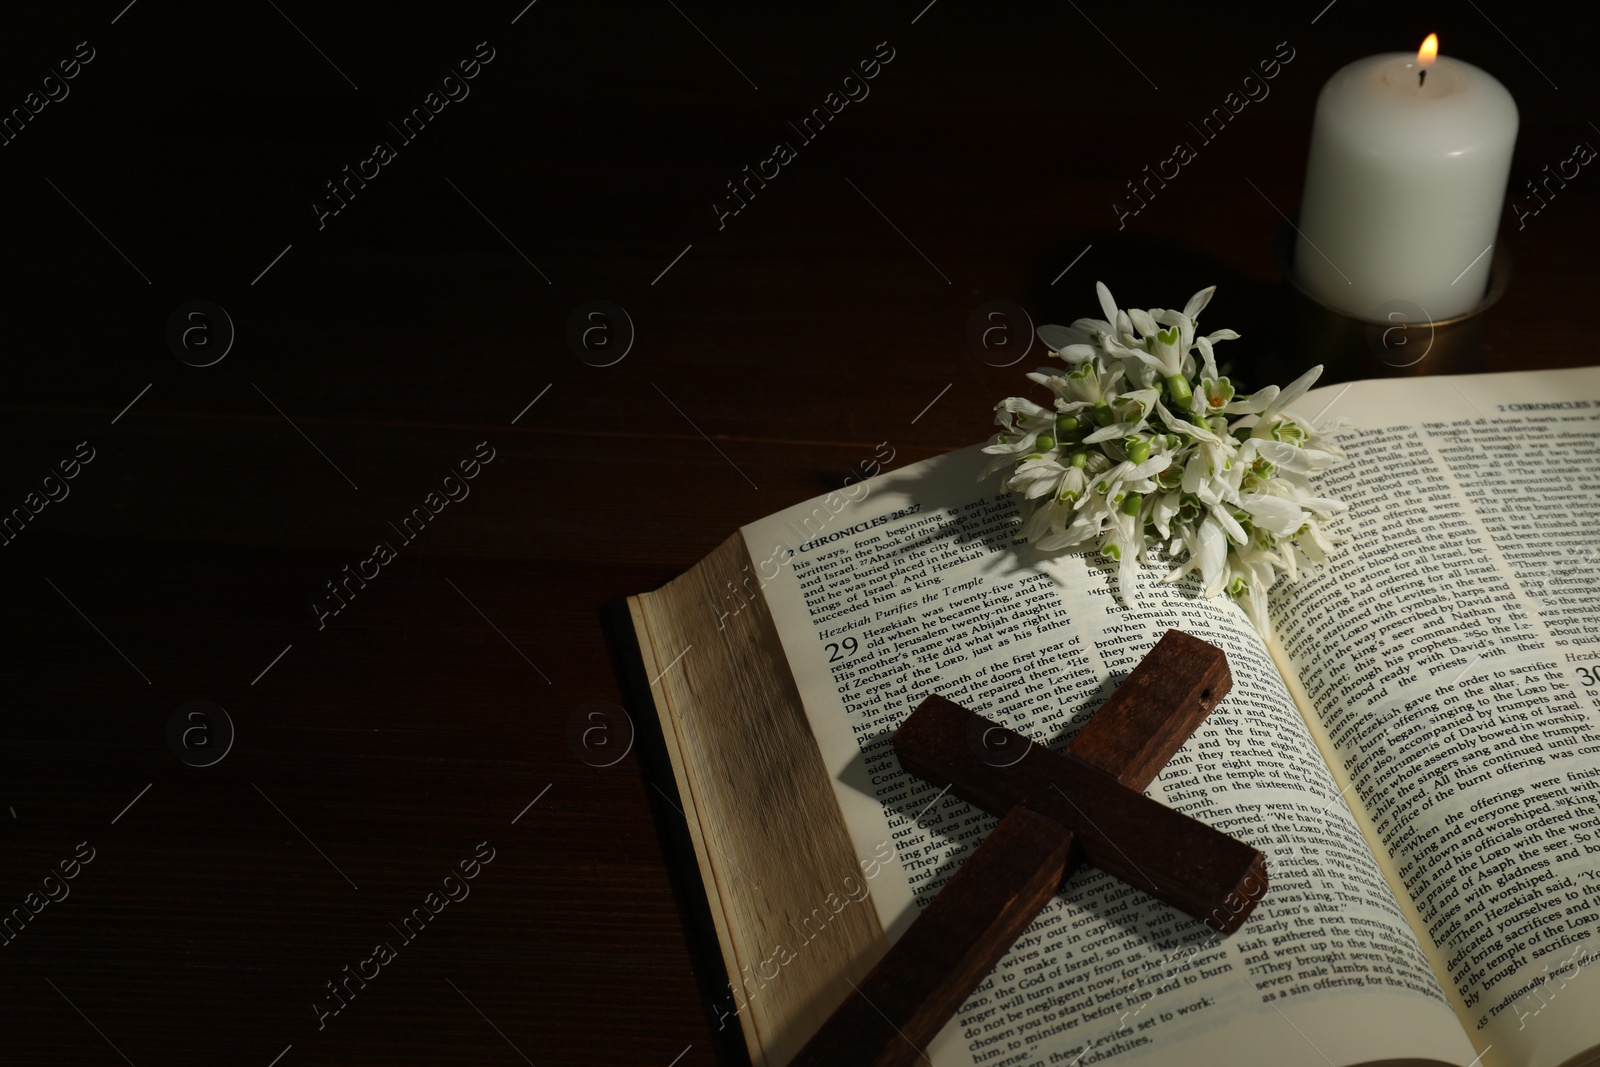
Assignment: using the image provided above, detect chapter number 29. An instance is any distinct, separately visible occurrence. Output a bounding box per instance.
[826,637,860,663]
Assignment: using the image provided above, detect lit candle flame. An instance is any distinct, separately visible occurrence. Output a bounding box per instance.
[1418,34,1439,66]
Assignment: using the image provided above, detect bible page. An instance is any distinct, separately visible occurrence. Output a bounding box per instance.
[1270,365,1600,1067]
[733,444,1476,1067]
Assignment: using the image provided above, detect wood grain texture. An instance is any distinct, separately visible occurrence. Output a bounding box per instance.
[789,634,1254,1065]
[1068,629,1232,789]
[788,807,1072,1067]
[894,696,1266,933]
[0,1,1589,1064]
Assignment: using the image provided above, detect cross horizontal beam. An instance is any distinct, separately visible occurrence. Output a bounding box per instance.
[895,696,1267,932]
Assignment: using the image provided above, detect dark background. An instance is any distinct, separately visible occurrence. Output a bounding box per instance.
[0,1,1592,1064]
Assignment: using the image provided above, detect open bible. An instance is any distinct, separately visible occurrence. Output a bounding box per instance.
[612,365,1600,1067]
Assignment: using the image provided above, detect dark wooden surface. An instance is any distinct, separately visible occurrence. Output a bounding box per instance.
[0,1,1592,1064]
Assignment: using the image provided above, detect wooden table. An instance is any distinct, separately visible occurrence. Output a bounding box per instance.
[0,2,1591,1064]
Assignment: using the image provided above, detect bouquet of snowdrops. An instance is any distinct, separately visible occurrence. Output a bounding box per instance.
[982,282,1352,635]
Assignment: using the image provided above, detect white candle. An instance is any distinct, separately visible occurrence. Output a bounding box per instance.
[1294,36,1518,323]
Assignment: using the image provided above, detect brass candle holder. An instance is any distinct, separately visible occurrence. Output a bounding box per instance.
[1271,220,1510,382]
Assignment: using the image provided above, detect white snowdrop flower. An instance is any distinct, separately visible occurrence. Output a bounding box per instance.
[982,282,1352,634]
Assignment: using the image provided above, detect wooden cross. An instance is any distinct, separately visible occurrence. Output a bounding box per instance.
[791,630,1269,1067]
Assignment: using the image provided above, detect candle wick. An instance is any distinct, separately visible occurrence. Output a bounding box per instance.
[1418,68,1427,88]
